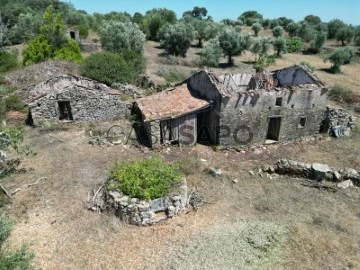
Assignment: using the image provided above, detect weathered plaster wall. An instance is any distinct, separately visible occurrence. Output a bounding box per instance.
[28,85,130,124]
[274,66,316,86]
[219,86,328,147]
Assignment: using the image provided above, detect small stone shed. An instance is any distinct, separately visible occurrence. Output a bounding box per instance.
[135,65,328,148]
[25,75,130,125]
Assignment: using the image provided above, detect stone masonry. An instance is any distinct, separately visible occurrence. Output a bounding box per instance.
[106,180,188,226]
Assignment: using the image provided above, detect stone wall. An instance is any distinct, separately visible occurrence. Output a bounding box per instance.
[106,180,188,226]
[219,86,328,147]
[80,42,102,52]
[265,159,360,186]
[28,85,130,124]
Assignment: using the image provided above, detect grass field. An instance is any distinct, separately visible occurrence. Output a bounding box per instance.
[1,122,359,270]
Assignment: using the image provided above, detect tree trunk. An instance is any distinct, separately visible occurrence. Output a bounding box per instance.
[227,54,233,66]
[198,38,203,48]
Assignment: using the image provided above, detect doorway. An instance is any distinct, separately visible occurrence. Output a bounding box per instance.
[266,117,281,142]
[58,101,73,120]
[70,31,76,40]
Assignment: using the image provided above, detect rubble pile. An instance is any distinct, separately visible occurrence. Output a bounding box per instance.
[321,108,356,137]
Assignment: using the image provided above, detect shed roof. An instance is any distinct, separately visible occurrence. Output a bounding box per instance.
[136,84,210,122]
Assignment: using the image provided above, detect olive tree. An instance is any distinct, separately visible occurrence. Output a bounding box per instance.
[273,37,287,57]
[99,21,145,54]
[159,22,194,57]
[201,37,222,67]
[193,19,218,47]
[251,22,261,36]
[272,26,284,37]
[309,31,327,53]
[250,37,271,61]
[336,26,354,46]
[327,19,346,39]
[218,27,245,65]
[326,47,354,73]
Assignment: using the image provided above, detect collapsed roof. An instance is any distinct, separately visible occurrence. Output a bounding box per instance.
[18,74,120,104]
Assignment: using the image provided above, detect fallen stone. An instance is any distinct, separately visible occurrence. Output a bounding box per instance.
[249,170,255,176]
[333,171,342,181]
[209,167,222,177]
[232,178,239,184]
[337,180,354,189]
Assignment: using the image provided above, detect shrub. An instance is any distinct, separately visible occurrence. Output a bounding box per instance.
[107,157,183,200]
[22,35,53,66]
[163,70,188,83]
[4,95,25,112]
[74,25,89,39]
[201,38,222,67]
[328,85,354,103]
[286,37,303,53]
[286,22,299,37]
[0,210,12,244]
[53,38,82,63]
[0,210,34,270]
[80,51,145,85]
[272,26,284,37]
[0,51,18,73]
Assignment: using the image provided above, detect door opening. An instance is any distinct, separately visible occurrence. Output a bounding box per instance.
[266,117,281,142]
[58,101,73,120]
[70,31,76,40]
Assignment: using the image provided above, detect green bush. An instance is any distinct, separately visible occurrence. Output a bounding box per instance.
[107,157,183,200]
[0,245,35,270]
[74,25,89,39]
[286,37,303,53]
[162,70,188,83]
[80,51,145,85]
[22,35,53,66]
[0,210,12,245]
[0,51,18,73]
[0,210,34,270]
[53,38,82,63]
[4,95,25,112]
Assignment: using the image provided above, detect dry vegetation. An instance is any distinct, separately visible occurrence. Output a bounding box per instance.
[0,119,359,270]
[1,24,360,270]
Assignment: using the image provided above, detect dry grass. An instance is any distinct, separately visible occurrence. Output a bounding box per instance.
[144,38,360,96]
[0,119,359,270]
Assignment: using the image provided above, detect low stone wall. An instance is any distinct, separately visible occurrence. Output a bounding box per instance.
[265,159,360,185]
[106,180,188,226]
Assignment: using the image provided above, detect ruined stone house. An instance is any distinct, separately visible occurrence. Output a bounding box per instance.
[23,75,130,125]
[134,65,328,148]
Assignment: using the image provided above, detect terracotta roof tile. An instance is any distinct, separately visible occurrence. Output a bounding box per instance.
[136,84,210,122]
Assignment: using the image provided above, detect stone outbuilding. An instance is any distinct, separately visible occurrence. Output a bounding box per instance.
[134,65,329,148]
[24,75,130,125]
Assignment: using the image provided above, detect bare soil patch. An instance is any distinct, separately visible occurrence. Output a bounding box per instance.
[1,118,359,270]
